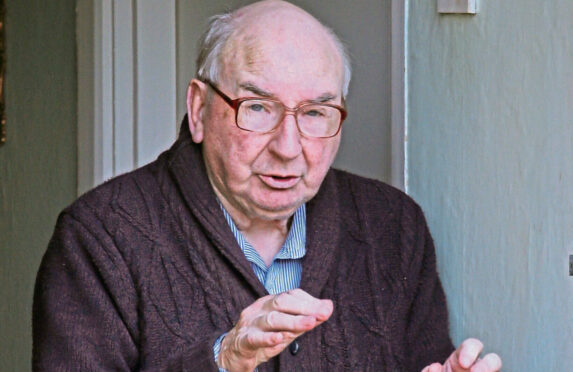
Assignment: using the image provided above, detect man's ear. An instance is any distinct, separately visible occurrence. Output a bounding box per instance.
[186,79,207,143]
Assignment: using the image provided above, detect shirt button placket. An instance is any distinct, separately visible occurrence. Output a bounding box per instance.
[266,265,276,294]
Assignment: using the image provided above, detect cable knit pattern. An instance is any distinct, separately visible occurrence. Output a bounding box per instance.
[33,117,454,371]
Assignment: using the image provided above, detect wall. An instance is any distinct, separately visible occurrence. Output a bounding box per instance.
[177,0,393,182]
[0,1,77,370]
[407,0,573,370]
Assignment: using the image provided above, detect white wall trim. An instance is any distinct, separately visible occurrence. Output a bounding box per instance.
[76,0,177,195]
[134,1,177,168]
[391,0,407,191]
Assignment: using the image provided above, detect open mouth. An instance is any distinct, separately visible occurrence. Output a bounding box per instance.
[259,174,301,189]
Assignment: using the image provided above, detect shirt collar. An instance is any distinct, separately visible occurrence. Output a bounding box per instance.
[220,203,307,268]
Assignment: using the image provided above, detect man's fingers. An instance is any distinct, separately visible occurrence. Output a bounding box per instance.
[256,311,318,332]
[430,339,501,372]
[220,291,334,370]
[267,289,333,320]
[236,328,284,351]
[455,338,484,368]
[421,363,443,372]
[471,353,502,372]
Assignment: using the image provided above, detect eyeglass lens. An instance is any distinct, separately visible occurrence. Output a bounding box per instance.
[237,99,341,138]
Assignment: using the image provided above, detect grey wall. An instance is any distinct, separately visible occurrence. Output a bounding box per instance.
[407,0,573,370]
[177,0,392,182]
[0,1,77,370]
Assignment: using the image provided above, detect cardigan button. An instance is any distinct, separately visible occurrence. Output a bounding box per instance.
[289,340,300,355]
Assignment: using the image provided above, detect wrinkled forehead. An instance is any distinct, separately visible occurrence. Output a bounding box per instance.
[219,9,344,96]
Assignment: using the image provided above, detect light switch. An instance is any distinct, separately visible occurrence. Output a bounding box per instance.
[438,0,477,14]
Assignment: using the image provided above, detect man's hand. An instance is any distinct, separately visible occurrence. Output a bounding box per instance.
[218,289,333,372]
[422,338,502,372]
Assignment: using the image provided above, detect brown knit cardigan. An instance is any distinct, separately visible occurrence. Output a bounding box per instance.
[33,118,454,371]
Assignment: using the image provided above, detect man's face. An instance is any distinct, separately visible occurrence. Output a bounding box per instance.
[189,15,344,224]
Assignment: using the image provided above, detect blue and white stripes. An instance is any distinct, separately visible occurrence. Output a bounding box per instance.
[214,204,307,369]
[221,204,306,294]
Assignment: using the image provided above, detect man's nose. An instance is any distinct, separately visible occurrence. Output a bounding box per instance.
[267,112,303,160]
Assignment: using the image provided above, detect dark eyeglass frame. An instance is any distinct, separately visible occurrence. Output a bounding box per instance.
[203,80,347,138]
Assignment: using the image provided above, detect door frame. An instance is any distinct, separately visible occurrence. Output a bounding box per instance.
[76,0,407,194]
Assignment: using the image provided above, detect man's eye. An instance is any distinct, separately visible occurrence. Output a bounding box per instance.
[303,109,325,117]
[246,103,266,112]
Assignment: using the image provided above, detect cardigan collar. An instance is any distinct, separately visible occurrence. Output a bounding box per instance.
[167,116,341,298]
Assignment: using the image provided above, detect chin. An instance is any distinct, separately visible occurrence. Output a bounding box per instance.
[251,190,317,220]
[250,199,304,221]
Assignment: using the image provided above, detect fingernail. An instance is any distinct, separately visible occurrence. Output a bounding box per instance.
[460,356,472,368]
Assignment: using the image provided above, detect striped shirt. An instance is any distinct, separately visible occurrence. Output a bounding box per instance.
[221,204,306,294]
[214,204,307,369]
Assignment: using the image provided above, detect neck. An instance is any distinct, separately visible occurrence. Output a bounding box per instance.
[239,218,290,267]
[213,191,293,267]
[228,208,291,267]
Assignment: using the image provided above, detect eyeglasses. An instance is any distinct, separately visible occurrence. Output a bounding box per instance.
[204,80,347,138]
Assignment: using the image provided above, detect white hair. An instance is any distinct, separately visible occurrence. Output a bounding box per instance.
[195,8,352,98]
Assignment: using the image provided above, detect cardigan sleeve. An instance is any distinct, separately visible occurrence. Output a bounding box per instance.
[403,205,455,370]
[32,211,220,371]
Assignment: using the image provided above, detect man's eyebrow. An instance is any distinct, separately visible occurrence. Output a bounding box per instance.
[314,93,337,103]
[239,82,274,98]
[239,82,339,103]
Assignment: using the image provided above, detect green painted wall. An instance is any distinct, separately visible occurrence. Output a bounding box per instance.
[407,0,573,370]
[0,1,77,370]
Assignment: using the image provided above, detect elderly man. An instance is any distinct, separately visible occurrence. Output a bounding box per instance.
[33,1,501,371]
